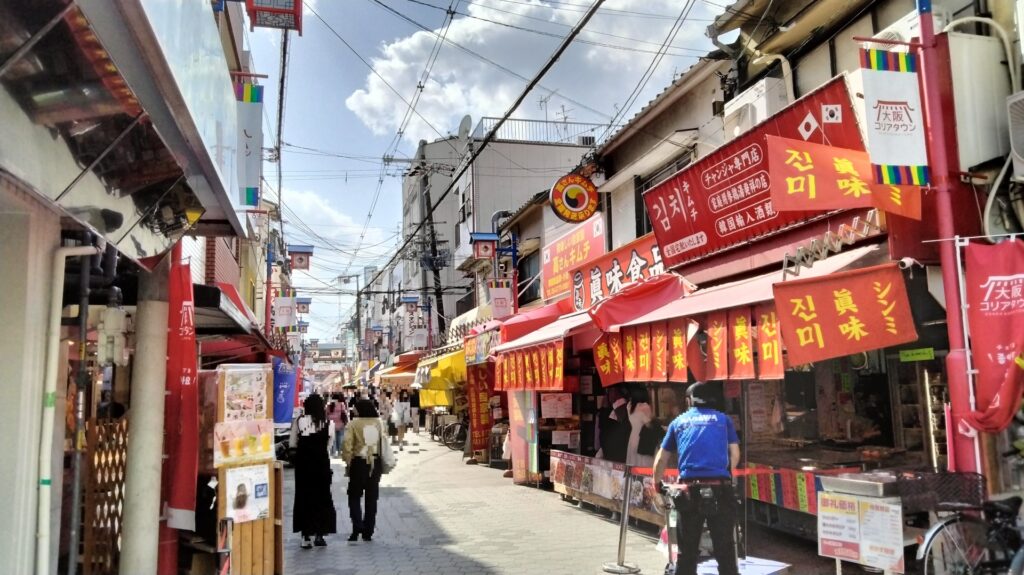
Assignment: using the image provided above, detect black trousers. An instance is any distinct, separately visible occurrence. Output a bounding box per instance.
[673,483,739,575]
[347,457,382,535]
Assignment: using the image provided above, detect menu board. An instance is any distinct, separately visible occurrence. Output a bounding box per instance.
[818,492,904,573]
[221,365,270,421]
[540,393,573,419]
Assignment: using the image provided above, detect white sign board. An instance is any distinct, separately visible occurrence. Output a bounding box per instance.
[225,464,271,523]
[818,491,904,573]
[861,49,929,185]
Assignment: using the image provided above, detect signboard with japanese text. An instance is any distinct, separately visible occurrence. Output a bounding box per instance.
[213,419,274,467]
[755,303,784,379]
[568,233,665,311]
[818,492,904,573]
[728,307,755,379]
[964,240,1024,432]
[643,76,867,270]
[623,326,638,381]
[594,331,625,387]
[861,48,929,187]
[466,364,492,451]
[650,321,668,382]
[766,135,921,219]
[773,263,918,366]
[818,492,861,562]
[668,318,691,383]
[235,83,263,205]
[496,341,567,392]
[167,260,198,529]
[541,215,606,300]
[705,311,728,380]
[550,173,600,223]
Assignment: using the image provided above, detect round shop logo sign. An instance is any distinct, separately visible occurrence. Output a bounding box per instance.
[549,173,599,223]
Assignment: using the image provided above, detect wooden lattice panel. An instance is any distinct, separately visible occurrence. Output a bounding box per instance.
[82,418,129,575]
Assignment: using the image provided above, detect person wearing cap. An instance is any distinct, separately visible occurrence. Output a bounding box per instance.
[653,382,740,575]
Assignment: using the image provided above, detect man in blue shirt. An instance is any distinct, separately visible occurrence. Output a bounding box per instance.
[653,382,740,575]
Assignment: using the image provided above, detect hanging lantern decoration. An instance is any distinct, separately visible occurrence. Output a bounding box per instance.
[298,320,309,334]
[246,0,303,34]
[296,297,312,314]
[287,245,314,270]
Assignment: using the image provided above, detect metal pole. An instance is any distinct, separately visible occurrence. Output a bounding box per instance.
[265,241,273,337]
[66,255,91,575]
[915,0,979,473]
[602,467,640,574]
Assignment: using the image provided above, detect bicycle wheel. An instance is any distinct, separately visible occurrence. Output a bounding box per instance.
[445,423,465,451]
[441,422,457,447]
[921,515,990,575]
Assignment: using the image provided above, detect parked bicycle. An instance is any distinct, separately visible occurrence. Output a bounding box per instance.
[441,413,468,451]
[910,472,1022,575]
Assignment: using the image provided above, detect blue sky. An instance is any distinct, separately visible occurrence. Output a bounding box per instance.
[243,0,726,342]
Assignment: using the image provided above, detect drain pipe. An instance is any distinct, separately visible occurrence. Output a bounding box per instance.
[36,244,101,575]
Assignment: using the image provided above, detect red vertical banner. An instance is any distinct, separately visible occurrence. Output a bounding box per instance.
[650,321,668,382]
[668,318,689,383]
[515,350,525,391]
[705,311,729,380]
[594,332,623,387]
[553,342,565,390]
[494,354,505,391]
[166,259,198,530]
[728,307,755,379]
[538,343,550,389]
[468,366,491,451]
[636,323,652,381]
[523,349,534,388]
[756,303,785,379]
[964,240,1024,432]
[622,326,638,381]
[532,347,543,388]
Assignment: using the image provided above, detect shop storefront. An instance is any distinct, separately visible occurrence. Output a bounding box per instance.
[416,345,467,416]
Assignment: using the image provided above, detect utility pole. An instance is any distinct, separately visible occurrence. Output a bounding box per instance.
[916,0,978,473]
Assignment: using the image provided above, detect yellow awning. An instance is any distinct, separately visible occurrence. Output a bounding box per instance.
[417,349,466,391]
[419,389,453,408]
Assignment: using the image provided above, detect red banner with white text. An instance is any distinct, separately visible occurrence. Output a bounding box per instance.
[166,260,198,530]
[773,263,917,366]
[728,307,755,380]
[964,240,1024,433]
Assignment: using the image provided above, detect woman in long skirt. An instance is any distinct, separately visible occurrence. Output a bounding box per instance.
[289,393,337,548]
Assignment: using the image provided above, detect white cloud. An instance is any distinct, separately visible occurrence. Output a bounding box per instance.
[345,0,717,146]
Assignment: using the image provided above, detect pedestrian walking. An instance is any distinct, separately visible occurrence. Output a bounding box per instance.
[289,393,337,549]
[327,399,349,457]
[392,390,412,450]
[409,388,421,433]
[653,382,740,575]
[341,399,395,542]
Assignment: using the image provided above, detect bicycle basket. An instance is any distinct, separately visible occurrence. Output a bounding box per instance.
[896,472,986,514]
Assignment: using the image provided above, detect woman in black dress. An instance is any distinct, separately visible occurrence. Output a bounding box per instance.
[289,393,337,548]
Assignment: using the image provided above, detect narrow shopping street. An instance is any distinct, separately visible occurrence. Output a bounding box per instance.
[283,435,666,575]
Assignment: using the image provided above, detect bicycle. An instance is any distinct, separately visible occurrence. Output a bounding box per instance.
[911,472,1022,575]
[441,413,468,451]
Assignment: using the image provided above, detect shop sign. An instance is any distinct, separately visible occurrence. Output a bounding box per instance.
[224,464,271,524]
[773,263,918,366]
[167,259,198,530]
[860,48,929,186]
[668,318,694,383]
[273,297,297,327]
[550,173,600,223]
[705,311,728,381]
[964,240,1024,432]
[594,331,625,387]
[496,341,565,392]
[272,357,297,425]
[466,364,492,451]
[465,329,499,365]
[594,319,694,386]
[541,214,606,300]
[236,83,264,206]
[898,347,935,362]
[643,76,867,270]
[488,278,515,319]
[727,307,755,380]
[766,135,921,219]
[818,492,904,572]
[568,233,664,311]
[755,304,784,379]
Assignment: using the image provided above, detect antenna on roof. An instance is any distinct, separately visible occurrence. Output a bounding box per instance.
[539,89,558,122]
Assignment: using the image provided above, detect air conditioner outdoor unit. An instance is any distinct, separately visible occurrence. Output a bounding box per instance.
[1008,91,1024,180]
[723,76,789,139]
[578,135,596,146]
[863,8,951,52]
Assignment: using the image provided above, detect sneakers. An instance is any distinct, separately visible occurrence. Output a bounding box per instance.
[314,536,327,547]
[300,536,313,549]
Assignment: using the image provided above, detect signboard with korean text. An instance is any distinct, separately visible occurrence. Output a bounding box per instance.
[860,48,929,187]
[643,76,867,270]
[541,215,606,300]
[755,303,784,379]
[594,331,625,387]
[818,492,904,573]
[964,240,1024,432]
[728,307,755,379]
[773,263,918,366]
[568,233,665,311]
[466,364,492,451]
[766,135,921,219]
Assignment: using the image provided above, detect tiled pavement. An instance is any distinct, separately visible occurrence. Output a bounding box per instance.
[282,433,670,575]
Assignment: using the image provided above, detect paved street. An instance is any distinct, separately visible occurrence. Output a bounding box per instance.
[282,433,833,575]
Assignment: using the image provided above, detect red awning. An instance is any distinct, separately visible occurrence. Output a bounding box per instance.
[587,273,695,332]
[499,298,575,343]
[615,244,884,329]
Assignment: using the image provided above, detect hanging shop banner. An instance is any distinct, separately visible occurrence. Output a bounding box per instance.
[705,311,729,380]
[643,76,867,270]
[550,173,600,223]
[594,331,624,387]
[623,326,638,381]
[272,356,297,426]
[542,214,606,300]
[465,329,499,365]
[569,233,665,311]
[166,259,199,530]
[860,48,929,186]
[488,279,515,320]
[273,296,297,328]
[755,303,785,379]
[650,321,668,382]
[964,240,1024,433]
[728,307,755,380]
[668,318,691,383]
[773,263,918,366]
[235,83,263,206]
[766,135,921,219]
[466,365,492,451]
[636,323,652,381]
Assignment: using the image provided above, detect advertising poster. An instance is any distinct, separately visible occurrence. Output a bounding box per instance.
[225,464,271,524]
[221,365,269,421]
[540,393,573,419]
[858,498,904,573]
[818,492,861,562]
[272,357,296,427]
[213,419,274,467]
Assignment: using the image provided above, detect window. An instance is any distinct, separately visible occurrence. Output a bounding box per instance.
[517,250,541,306]
[634,152,693,237]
